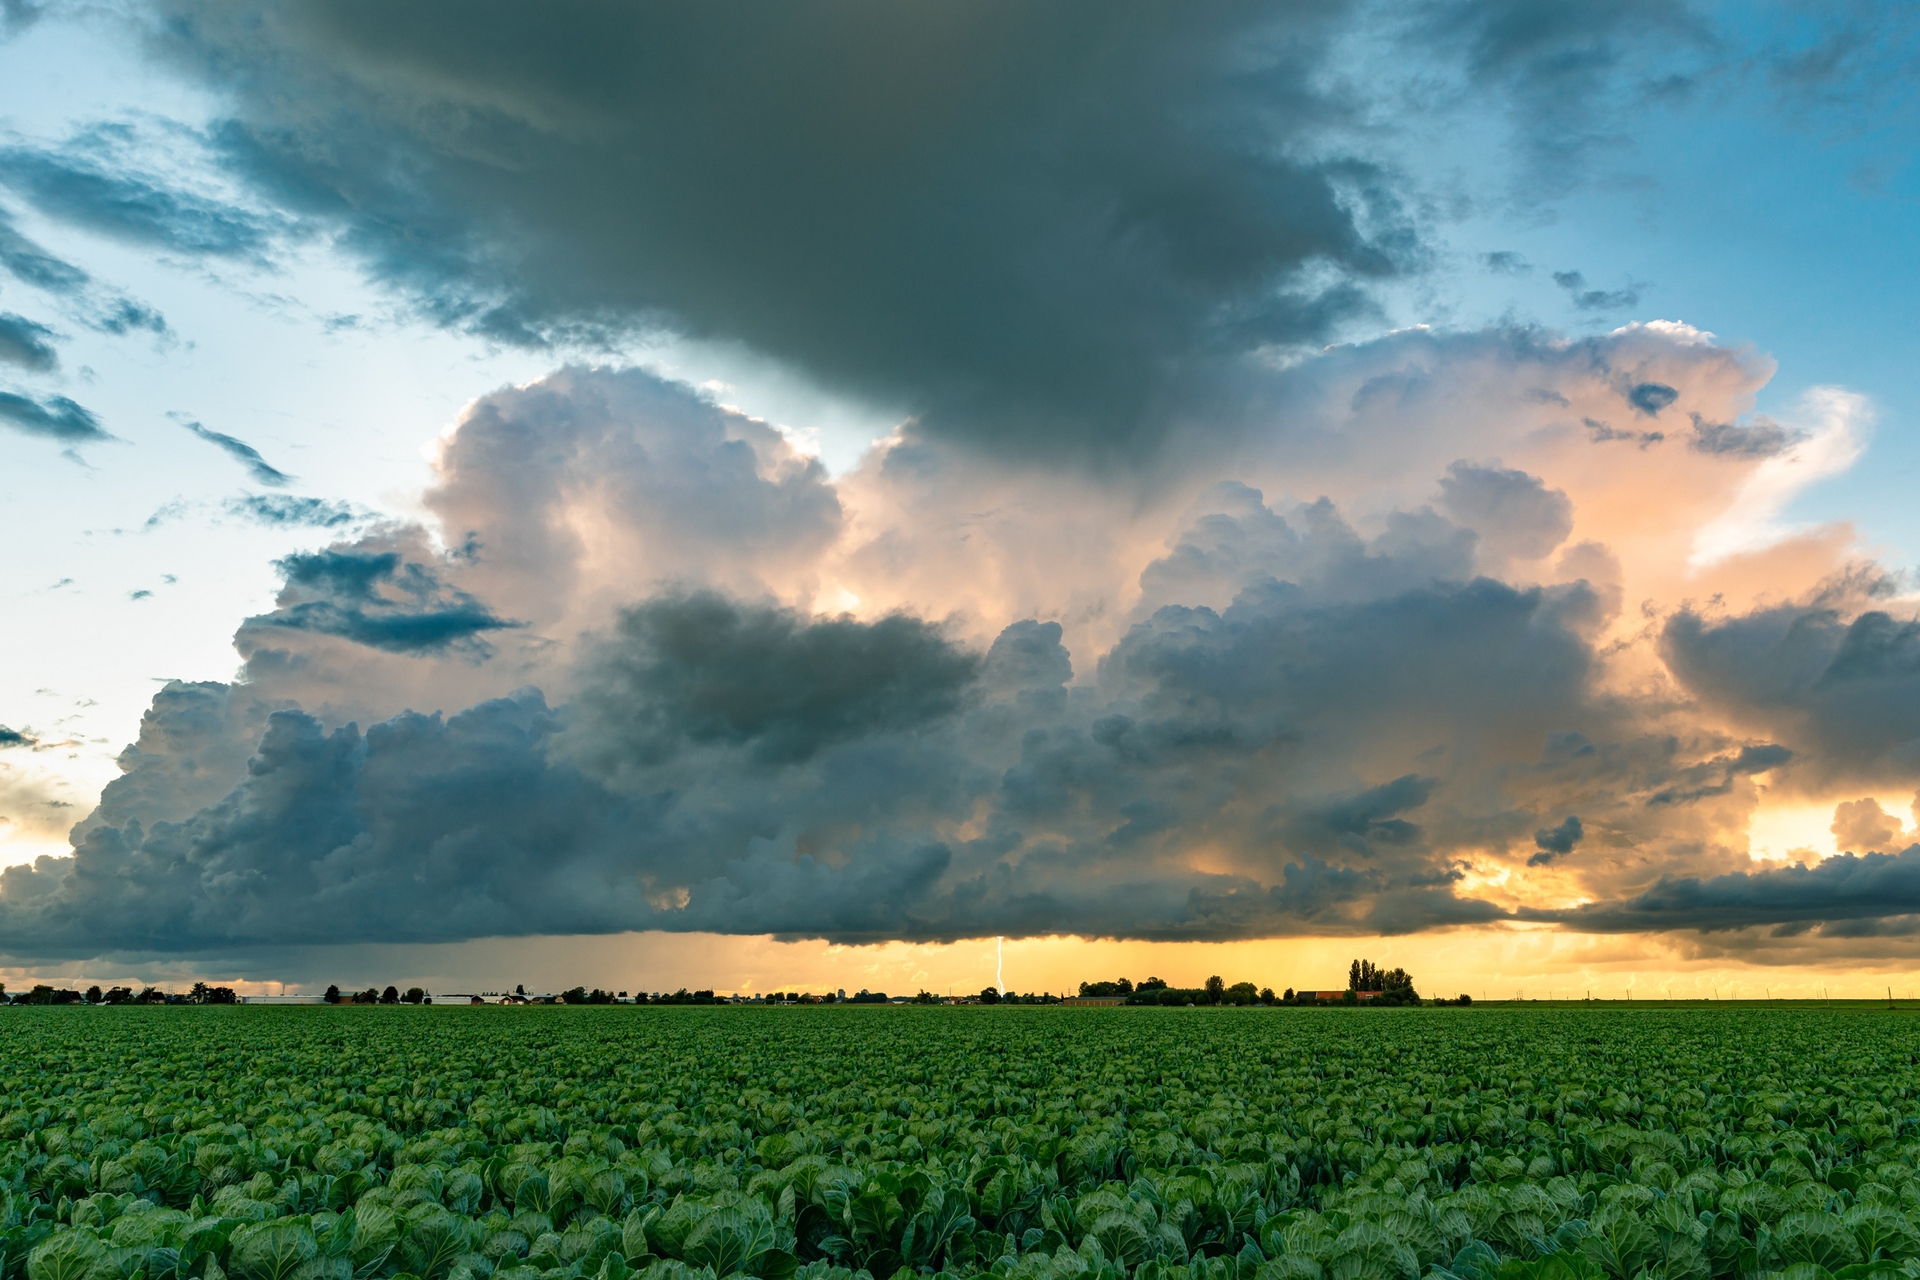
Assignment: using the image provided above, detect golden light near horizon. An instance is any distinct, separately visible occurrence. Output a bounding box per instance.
[8,927,1918,1005]
[1747,793,1915,861]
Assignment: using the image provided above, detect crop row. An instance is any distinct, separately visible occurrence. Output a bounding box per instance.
[2,1008,1917,1280]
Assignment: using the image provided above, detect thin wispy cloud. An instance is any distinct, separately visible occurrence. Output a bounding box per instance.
[177,417,290,486]
[0,311,58,370]
[224,493,356,528]
[1553,269,1640,311]
[0,123,287,262]
[0,389,107,442]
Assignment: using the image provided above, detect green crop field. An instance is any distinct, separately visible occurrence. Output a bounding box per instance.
[3,1008,1918,1280]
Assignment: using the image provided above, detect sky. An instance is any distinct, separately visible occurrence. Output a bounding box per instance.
[3,0,1920,999]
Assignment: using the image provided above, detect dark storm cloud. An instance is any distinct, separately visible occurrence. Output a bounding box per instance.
[1663,605,1920,784]
[578,593,983,767]
[0,725,36,748]
[1273,774,1438,857]
[7,328,1908,955]
[135,0,1425,458]
[0,131,281,260]
[240,547,518,657]
[0,501,1604,954]
[1527,815,1583,866]
[981,621,1076,695]
[0,693,647,956]
[179,419,291,485]
[16,546,1911,953]
[0,390,107,443]
[1436,461,1573,561]
[1645,743,1793,807]
[1523,847,1920,934]
[1099,575,1600,766]
[224,493,356,528]
[0,311,57,370]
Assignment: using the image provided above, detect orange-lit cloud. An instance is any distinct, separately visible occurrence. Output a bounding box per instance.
[5,321,1919,990]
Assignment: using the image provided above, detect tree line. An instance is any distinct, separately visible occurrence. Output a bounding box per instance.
[1076,961,1473,1007]
[2,959,1472,1008]
[0,982,236,1005]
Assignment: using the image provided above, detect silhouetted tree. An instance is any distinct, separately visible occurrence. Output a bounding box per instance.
[324,984,341,1004]
[1204,975,1225,1005]
[1348,959,1419,1004]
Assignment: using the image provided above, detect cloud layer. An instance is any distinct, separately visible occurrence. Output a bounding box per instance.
[127,0,1437,459]
[4,323,1914,961]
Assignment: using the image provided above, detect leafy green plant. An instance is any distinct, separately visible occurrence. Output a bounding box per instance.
[3,1006,1920,1280]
